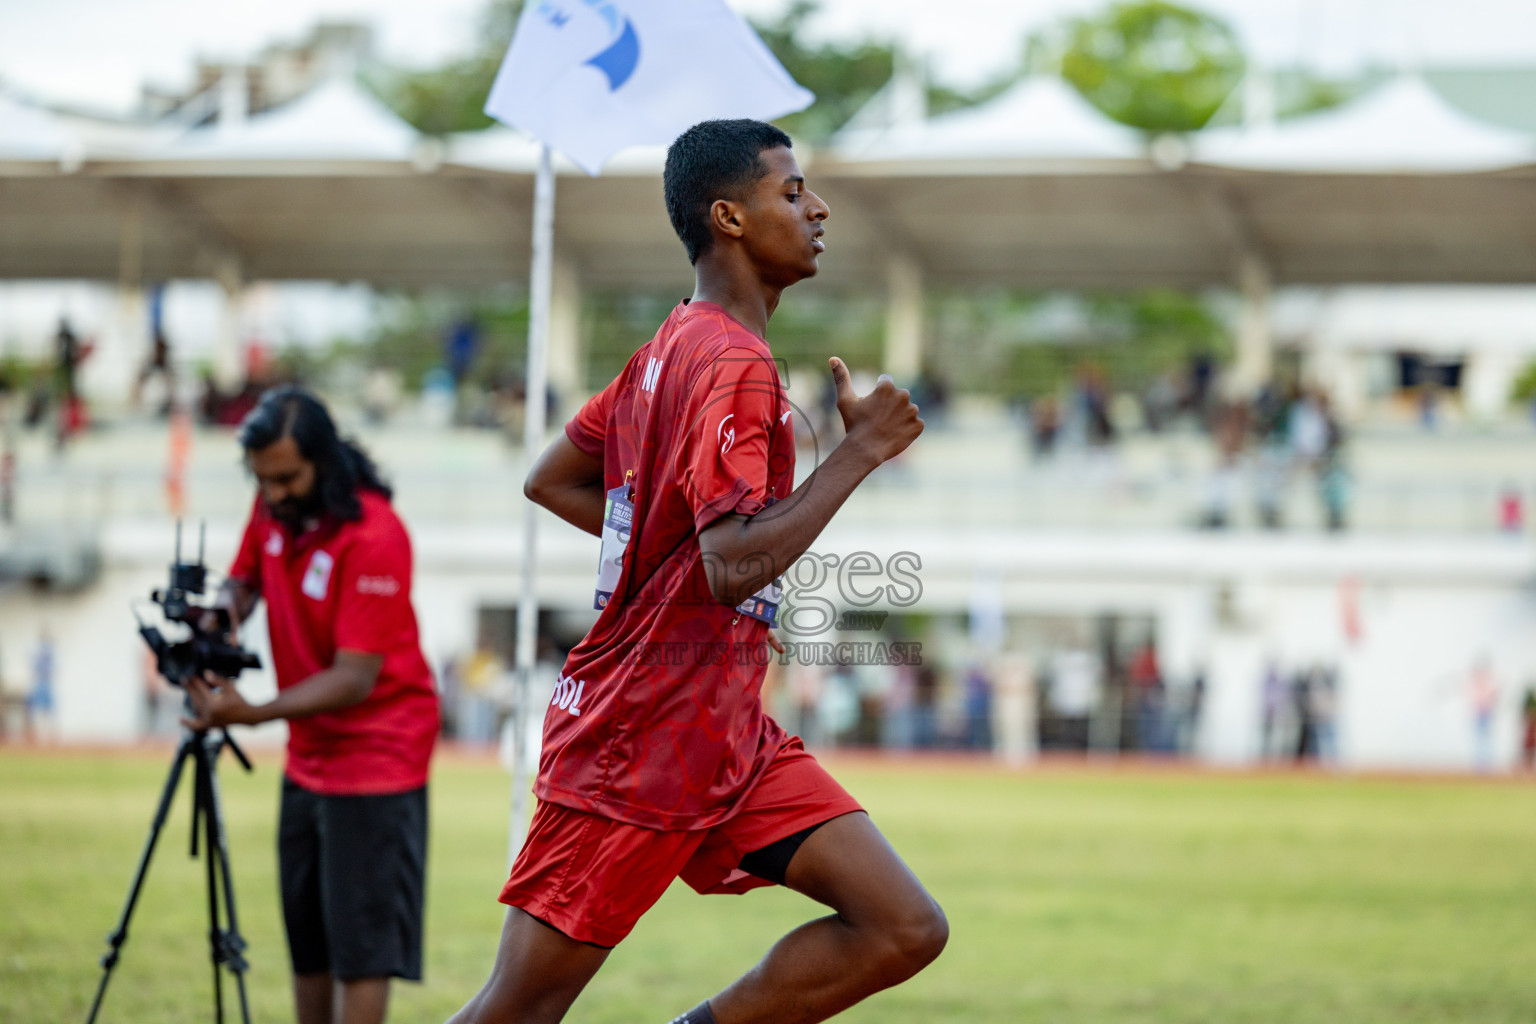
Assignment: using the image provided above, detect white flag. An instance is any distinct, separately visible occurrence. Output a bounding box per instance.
[484,0,814,175]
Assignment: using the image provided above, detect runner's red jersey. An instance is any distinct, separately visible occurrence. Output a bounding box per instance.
[229,490,439,795]
[540,299,795,830]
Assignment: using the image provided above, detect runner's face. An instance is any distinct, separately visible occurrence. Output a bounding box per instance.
[249,436,320,528]
[740,146,829,285]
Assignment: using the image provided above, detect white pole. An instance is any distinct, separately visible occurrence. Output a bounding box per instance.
[509,143,556,866]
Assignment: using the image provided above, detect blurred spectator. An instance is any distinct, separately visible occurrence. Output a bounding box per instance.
[961,661,993,750]
[1049,648,1099,750]
[132,327,176,416]
[990,651,1037,766]
[26,628,57,743]
[1128,641,1166,752]
[0,637,24,741]
[1310,664,1339,763]
[420,366,457,428]
[1179,666,1206,755]
[817,658,859,747]
[445,315,481,388]
[910,365,950,427]
[53,317,92,449]
[1291,668,1316,762]
[361,366,403,425]
[1185,352,1215,418]
[1139,371,1181,434]
[881,662,917,750]
[853,664,889,747]
[459,638,504,745]
[785,660,824,747]
[437,655,463,739]
[1251,383,1293,530]
[1288,389,1330,470]
[54,317,82,400]
[1498,484,1523,535]
[1469,656,1498,773]
[1027,395,1060,458]
[1076,365,1116,448]
[1417,381,1439,431]
[1521,684,1536,771]
[1319,450,1350,533]
[1201,401,1248,529]
[1314,392,1349,532]
[912,664,939,749]
[1260,659,1288,760]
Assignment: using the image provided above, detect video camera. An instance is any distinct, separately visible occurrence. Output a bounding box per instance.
[137,523,261,688]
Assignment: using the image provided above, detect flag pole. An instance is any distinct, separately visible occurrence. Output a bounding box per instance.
[510,142,556,866]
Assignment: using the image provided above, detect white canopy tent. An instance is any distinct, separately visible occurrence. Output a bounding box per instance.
[157,77,426,166]
[830,75,1145,165]
[1194,76,1536,173]
[0,92,81,168]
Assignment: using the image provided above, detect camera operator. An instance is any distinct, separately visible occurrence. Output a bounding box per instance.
[183,386,439,1024]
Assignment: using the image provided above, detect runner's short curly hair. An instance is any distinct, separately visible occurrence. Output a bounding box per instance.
[664,119,793,265]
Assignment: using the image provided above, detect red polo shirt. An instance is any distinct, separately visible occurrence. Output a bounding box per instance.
[537,299,795,830]
[229,490,439,795]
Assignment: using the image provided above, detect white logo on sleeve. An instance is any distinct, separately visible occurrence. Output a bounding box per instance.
[780,408,793,426]
[301,550,335,600]
[717,413,736,456]
[264,529,284,557]
[357,574,401,597]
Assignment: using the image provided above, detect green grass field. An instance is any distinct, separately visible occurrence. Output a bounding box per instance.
[4,749,1535,1024]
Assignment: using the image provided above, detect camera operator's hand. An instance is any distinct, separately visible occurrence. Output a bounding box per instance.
[182,671,260,730]
[196,607,226,636]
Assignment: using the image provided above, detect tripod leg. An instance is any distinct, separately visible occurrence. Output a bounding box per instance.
[196,748,227,1024]
[85,734,196,1024]
[201,732,253,1024]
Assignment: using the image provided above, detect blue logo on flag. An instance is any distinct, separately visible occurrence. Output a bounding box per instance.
[538,2,640,91]
[585,16,639,90]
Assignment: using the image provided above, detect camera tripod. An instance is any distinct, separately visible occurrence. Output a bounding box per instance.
[86,717,254,1024]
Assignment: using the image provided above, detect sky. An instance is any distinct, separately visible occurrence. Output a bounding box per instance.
[2,0,1536,114]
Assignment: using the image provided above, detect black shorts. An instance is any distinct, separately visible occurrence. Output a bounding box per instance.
[278,777,428,981]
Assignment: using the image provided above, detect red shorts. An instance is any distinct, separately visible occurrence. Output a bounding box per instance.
[499,736,862,947]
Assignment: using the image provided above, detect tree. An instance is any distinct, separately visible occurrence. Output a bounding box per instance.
[751,2,1015,138]
[1060,1,1244,133]
[376,0,521,135]
[749,1,898,140]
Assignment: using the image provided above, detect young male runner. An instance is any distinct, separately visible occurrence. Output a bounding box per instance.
[449,119,945,1024]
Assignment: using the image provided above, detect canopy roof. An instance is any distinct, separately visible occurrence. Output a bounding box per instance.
[0,93,77,164]
[1,75,1534,289]
[155,77,424,166]
[1195,76,1536,173]
[831,76,1145,165]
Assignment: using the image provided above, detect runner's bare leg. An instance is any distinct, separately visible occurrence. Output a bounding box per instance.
[445,907,610,1024]
[705,811,947,1024]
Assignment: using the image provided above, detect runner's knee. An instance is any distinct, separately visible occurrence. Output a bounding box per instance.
[866,897,947,984]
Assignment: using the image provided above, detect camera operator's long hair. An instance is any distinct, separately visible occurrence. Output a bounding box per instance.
[238,386,392,522]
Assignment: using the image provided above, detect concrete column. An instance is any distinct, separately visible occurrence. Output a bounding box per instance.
[883,252,924,381]
[546,254,583,405]
[1229,254,1273,396]
[213,257,245,391]
[88,201,148,408]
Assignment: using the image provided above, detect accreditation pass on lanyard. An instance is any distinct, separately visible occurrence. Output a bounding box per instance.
[594,486,782,628]
[594,483,633,611]
[733,496,782,627]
